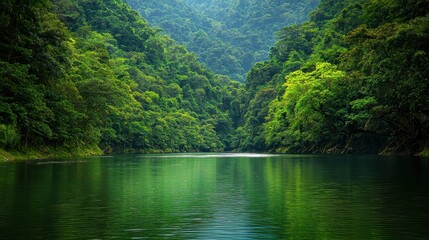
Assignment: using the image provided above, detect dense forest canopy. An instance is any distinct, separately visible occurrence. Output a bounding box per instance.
[126,0,319,81]
[0,0,428,159]
[0,0,240,158]
[234,0,429,155]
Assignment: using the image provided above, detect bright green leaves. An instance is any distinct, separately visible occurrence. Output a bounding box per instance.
[5,0,426,156]
[1,0,240,155]
[264,63,351,152]
[235,0,428,155]
[66,0,240,153]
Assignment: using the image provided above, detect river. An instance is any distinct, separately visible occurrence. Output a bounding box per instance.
[1,153,428,239]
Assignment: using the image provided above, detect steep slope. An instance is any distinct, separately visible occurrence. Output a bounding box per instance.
[235,0,429,155]
[0,0,240,159]
[126,0,319,81]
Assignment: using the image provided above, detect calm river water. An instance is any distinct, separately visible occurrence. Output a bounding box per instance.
[0,153,428,239]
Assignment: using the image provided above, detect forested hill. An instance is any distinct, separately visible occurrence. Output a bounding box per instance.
[1,0,428,159]
[126,0,319,81]
[233,0,429,155]
[0,0,240,159]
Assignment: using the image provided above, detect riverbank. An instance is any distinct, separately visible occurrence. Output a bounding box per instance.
[0,146,103,162]
[2,146,428,162]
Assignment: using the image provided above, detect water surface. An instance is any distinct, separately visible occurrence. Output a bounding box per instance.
[0,153,428,239]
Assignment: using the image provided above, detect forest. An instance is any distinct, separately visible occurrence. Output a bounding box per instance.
[0,0,428,159]
[234,0,429,155]
[126,0,319,82]
[0,0,240,158]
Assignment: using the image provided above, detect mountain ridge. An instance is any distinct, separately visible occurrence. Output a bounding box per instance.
[126,0,319,81]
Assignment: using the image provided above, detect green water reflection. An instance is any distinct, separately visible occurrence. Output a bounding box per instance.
[0,154,428,239]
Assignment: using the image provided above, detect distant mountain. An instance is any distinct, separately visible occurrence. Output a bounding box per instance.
[127,0,319,81]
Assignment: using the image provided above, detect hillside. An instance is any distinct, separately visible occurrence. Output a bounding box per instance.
[126,0,319,81]
[233,0,429,155]
[1,0,427,158]
[0,0,240,159]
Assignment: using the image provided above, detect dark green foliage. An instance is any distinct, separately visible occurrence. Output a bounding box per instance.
[126,0,319,82]
[2,0,427,156]
[239,0,429,155]
[0,0,240,155]
[341,14,429,154]
[0,0,79,149]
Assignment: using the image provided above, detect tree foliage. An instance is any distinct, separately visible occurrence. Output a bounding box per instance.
[126,0,319,82]
[0,0,240,155]
[237,0,429,155]
[1,0,427,157]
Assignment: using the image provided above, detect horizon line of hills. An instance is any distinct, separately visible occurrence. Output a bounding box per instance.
[0,0,428,158]
[126,0,320,82]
